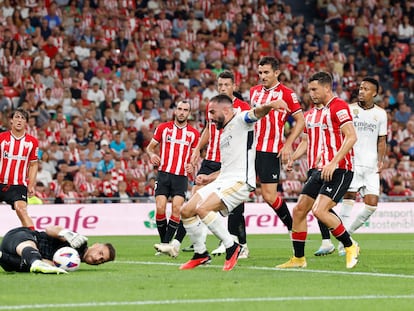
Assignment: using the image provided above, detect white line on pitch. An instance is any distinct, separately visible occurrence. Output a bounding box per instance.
[1,295,414,310]
[117,260,414,279]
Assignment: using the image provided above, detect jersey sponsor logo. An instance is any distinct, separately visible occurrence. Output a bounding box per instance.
[336,109,350,123]
[291,92,299,103]
[166,135,190,146]
[353,120,377,133]
[3,151,28,160]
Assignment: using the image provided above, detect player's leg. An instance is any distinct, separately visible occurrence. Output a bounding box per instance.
[179,193,211,269]
[154,195,168,243]
[348,172,380,234]
[228,203,248,258]
[313,170,359,268]
[163,195,185,243]
[256,152,292,231]
[314,219,336,256]
[277,194,314,268]
[9,186,35,229]
[348,194,378,234]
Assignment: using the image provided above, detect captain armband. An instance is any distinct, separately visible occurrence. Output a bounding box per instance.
[244,109,259,123]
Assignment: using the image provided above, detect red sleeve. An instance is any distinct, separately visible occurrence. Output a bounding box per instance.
[28,135,39,162]
[331,99,353,127]
[152,122,166,143]
[282,88,302,115]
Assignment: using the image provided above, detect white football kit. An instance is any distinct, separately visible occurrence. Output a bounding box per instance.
[197,111,256,214]
[348,103,387,196]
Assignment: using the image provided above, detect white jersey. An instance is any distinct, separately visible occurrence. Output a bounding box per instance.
[349,103,387,169]
[216,111,256,187]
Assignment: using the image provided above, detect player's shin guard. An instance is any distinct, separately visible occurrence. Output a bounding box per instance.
[163,215,180,243]
[173,221,187,243]
[21,247,42,266]
[182,217,207,254]
[271,197,293,231]
[330,223,352,247]
[340,199,355,229]
[202,211,234,248]
[292,231,307,258]
[348,204,377,234]
[156,213,167,242]
[228,203,247,244]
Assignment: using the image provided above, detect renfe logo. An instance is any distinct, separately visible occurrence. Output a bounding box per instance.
[1,203,413,236]
[32,207,98,232]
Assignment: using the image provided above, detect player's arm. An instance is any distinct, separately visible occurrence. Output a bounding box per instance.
[377,135,386,173]
[27,160,38,197]
[280,110,305,164]
[247,99,290,121]
[321,122,357,181]
[287,133,308,171]
[146,138,161,166]
[46,225,88,248]
[190,125,210,166]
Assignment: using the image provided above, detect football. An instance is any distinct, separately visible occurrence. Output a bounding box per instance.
[53,247,81,272]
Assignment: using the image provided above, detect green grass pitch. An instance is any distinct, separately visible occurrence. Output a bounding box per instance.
[1,233,413,311]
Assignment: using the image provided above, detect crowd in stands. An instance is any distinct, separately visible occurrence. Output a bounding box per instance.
[0,0,413,204]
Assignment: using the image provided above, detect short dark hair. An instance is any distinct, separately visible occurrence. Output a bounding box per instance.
[258,56,279,70]
[362,77,380,94]
[106,243,116,262]
[210,94,233,106]
[217,70,235,82]
[308,72,333,87]
[10,108,29,121]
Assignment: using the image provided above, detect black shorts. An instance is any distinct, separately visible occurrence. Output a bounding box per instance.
[0,184,28,209]
[154,171,188,198]
[197,159,221,176]
[301,169,354,203]
[0,227,36,255]
[255,151,281,183]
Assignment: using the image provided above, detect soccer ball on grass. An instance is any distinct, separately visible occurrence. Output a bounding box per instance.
[53,247,81,272]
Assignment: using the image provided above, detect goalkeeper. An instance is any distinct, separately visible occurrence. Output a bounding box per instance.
[0,226,116,274]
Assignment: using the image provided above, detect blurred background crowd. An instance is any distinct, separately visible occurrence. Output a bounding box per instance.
[0,0,413,204]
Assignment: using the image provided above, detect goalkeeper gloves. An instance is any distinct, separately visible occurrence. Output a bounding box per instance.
[58,229,88,248]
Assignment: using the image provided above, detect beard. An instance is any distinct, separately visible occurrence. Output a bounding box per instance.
[214,115,225,130]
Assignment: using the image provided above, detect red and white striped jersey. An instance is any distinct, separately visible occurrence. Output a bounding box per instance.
[250,83,302,153]
[205,97,250,162]
[304,106,324,169]
[319,97,354,171]
[0,132,38,186]
[152,121,200,176]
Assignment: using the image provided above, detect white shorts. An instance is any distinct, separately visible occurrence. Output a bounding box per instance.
[348,166,380,197]
[197,180,254,216]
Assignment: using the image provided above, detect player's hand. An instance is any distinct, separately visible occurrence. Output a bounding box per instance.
[195,174,209,186]
[321,162,336,181]
[59,229,88,248]
[377,160,383,173]
[27,186,35,197]
[279,144,293,165]
[269,99,290,112]
[185,163,194,175]
[286,157,294,171]
[149,154,161,166]
[190,150,200,167]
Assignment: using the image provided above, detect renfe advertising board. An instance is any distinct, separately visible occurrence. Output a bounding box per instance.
[0,202,413,236]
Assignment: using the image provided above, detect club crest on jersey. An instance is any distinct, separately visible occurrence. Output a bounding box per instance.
[336,109,350,123]
[352,109,359,118]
